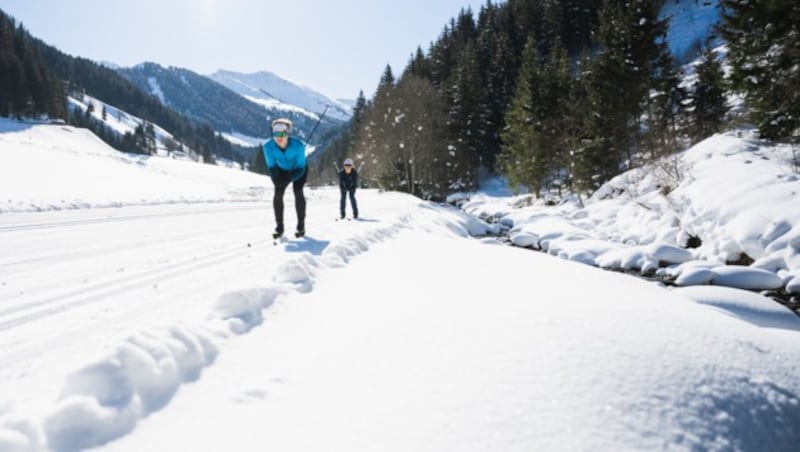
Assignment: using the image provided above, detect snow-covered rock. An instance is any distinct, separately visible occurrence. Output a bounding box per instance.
[673,286,800,331]
[710,265,783,290]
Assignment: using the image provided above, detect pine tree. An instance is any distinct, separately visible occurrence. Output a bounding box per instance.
[719,0,800,142]
[405,47,430,80]
[0,16,66,120]
[500,36,575,196]
[476,6,517,173]
[353,65,396,187]
[144,122,157,154]
[689,45,728,142]
[446,41,483,190]
[646,50,685,158]
[499,36,543,192]
[374,65,395,100]
[581,0,672,188]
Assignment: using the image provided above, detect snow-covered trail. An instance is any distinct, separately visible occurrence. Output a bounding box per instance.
[1,202,263,401]
[0,189,419,429]
[105,227,800,452]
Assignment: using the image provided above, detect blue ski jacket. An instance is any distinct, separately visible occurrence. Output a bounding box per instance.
[263,136,307,181]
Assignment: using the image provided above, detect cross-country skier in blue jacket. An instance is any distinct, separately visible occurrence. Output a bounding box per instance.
[263,118,308,238]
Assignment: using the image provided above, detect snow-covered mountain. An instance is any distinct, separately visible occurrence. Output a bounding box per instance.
[117,63,348,149]
[117,63,277,146]
[660,0,722,62]
[210,70,353,122]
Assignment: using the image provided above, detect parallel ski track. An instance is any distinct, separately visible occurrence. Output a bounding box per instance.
[0,203,261,233]
[0,237,270,332]
[0,203,269,333]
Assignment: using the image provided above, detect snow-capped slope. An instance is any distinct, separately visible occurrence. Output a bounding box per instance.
[211,70,352,122]
[0,118,259,212]
[67,95,201,162]
[117,63,274,143]
[660,0,722,62]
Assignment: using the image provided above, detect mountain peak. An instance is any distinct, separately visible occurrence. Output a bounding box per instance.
[210,69,352,121]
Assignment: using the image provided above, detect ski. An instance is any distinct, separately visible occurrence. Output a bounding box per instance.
[272,233,306,245]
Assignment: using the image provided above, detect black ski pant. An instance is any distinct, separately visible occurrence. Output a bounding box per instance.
[271,166,307,232]
[340,187,358,218]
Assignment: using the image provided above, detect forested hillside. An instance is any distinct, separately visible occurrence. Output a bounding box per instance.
[332,0,797,202]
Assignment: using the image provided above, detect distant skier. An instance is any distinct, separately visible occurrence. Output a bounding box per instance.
[263,118,307,238]
[339,158,359,220]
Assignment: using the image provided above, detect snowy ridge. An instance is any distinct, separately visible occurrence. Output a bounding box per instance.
[210,70,352,121]
[0,203,486,451]
[242,95,323,122]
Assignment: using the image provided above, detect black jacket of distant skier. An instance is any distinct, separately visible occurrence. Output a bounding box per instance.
[339,168,358,191]
[339,167,359,219]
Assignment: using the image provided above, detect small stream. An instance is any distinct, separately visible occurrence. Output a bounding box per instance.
[488,228,800,317]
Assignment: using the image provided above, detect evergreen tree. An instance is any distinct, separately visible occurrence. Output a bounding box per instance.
[374,64,395,100]
[500,36,574,196]
[476,5,517,173]
[144,122,157,154]
[580,0,672,188]
[646,50,685,158]
[0,13,66,120]
[353,65,396,185]
[688,45,728,142]
[428,26,456,89]
[500,37,543,191]
[405,47,430,80]
[560,0,601,54]
[352,90,367,128]
[719,0,800,142]
[446,41,483,190]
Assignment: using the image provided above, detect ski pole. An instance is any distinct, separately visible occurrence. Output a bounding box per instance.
[305,105,329,144]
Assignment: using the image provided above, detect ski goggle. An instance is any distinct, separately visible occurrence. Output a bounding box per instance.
[273,131,289,138]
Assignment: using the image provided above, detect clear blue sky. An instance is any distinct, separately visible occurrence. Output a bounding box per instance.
[0,0,487,101]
